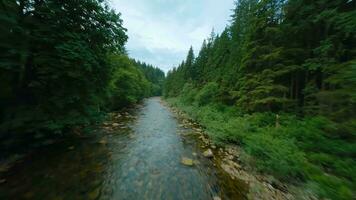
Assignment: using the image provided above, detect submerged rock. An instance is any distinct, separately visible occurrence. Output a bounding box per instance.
[181,157,194,166]
[203,149,214,158]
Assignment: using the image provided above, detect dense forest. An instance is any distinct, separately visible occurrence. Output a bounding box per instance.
[164,0,356,199]
[133,60,166,96]
[0,1,164,148]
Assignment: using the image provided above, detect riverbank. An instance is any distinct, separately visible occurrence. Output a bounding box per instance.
[163,98,299,200]
[164,97,355,200]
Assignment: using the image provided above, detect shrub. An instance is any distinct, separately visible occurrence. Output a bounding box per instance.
[245,130,306,180]
[195,82,219,106]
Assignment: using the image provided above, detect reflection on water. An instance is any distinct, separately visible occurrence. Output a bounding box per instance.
[0,98,247,200]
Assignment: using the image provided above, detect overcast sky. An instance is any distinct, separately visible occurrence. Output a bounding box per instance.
[110,0,234,73]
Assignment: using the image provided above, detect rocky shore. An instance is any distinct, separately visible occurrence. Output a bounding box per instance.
[164,100,297,200]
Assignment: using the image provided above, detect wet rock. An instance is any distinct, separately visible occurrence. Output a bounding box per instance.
[213,196,221,200]
[99,139,107,145]
[0,165,10,173]
[203,149,214,158]
[112,123,120,127]
[181,157,194,166]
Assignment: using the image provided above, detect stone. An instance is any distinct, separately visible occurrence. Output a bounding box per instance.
[68,146,75,150]
[181,157,194,166]
[203,149,214,158]
[0,164,10,173]
[99,139,107,145]
[213,196,221,200]
[112,123,119,127]
[88,188,100,200]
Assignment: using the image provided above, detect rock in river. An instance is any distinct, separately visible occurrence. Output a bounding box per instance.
[181,157,194,166]
[203,149,214,158]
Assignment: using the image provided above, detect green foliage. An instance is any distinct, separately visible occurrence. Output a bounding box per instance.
[168,97,356,198]
[195,82,219,106]
[0,0,128,136]
[133,60,165,96]
[164,1,355,197]
[245,131,306,180]
[0,1,163,140]
[107,55,151,109]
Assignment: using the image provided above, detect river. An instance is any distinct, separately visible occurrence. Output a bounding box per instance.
[0,97,247,200]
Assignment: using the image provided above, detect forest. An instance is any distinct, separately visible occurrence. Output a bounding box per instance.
[0,0,355,199]
[164,0,356,199]
[0,0,164,151]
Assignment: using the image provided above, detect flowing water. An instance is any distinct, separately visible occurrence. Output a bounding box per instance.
[0,97,247,200]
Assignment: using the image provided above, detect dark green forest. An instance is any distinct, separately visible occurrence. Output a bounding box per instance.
[0,0,164,145]
[164,0,356,199]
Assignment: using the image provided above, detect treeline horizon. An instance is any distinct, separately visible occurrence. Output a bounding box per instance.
[164,0,355,199]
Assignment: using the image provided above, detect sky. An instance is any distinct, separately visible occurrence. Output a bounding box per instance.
[110,0,235,73]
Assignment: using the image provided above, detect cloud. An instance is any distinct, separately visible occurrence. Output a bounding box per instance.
[110,0,234,73]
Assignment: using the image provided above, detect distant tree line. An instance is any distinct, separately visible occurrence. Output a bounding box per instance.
[132,60,166,96]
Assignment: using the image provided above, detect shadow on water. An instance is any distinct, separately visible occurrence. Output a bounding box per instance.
[0,97,248,200]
